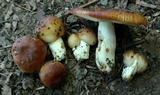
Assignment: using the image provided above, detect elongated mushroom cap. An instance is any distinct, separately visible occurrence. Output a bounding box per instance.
[35,16,65,43]
[77,28,97,45]
[70,8,148,26]
[11,36,47,73]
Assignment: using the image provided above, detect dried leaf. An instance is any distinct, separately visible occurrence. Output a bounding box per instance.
[5,23,11,32]
[34,9,45,21]
[99,0,108,6]
[2,85,12,95]
[5,73,12,83]
[0,37,6,47]
[12,14,19,31]
[5,9,13,20]
[29,0,37,10]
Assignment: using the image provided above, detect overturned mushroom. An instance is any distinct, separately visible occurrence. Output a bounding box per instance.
[11,36,47,73]
[35,15,66,61]
[122,50,148,82]
[70,8,148,73]
[68,28,96,60]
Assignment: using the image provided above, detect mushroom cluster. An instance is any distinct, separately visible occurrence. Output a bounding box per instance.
[11,15,67,89]
[122,50,148,82]
[68,27,96,60]
[69,8,148,73]
[11,7,149,89]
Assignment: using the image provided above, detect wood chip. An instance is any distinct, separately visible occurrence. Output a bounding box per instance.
[136,0,160,10]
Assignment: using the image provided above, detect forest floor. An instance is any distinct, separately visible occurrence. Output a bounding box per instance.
[0,0,160,95]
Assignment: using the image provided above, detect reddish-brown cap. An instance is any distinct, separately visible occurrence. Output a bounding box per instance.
[11,36,47,73]
[70,8,148,26]
[39,61,66,89]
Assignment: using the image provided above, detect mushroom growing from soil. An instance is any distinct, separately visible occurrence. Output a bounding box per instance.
[11,36,47,73]
[70,8,148,73]
[122,50,148,82]
[68,28,96,60]
[35,15,66,61]
[39,61,66,89]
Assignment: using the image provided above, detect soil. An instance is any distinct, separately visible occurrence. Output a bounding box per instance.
[0,0,160,95]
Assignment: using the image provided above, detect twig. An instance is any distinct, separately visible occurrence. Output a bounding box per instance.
[0,45,12,52]
[35,86,45,90]
[0,19,19,24]
[107,63,124,84]
[13,2,35,13]
[78,0,99,8]
[118,39,146,52]
[136,0,160,10]
[57,0,99,17]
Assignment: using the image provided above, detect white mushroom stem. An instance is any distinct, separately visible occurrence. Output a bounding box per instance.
[73,40,90,60]
[95,21,116,73]
[122,59,138,82]
[49,37,66,61]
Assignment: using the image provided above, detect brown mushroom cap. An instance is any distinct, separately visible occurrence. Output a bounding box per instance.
[70,8,148,26]
[35,15,65,43]
[77,28,97,45]
[39,61,66,89]
[11,36,47,73]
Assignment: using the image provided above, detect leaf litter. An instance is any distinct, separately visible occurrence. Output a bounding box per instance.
[0,0,160,95]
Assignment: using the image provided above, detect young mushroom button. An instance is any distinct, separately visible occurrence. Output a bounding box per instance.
[39,61,66,89]
[68,28,96,60]
[70,8,148,73]
[11,36,47,73]
[122,50,148,82]
[35,15,66,61]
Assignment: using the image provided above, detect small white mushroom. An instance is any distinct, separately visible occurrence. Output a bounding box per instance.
[68,28,96,60]
[122,50,148,81]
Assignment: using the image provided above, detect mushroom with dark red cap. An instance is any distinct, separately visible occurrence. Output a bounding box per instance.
[68,27,97,60]
[39,61,66,89]
[70,8,148,73]
[35,15,66,61]
[11,36,47,73]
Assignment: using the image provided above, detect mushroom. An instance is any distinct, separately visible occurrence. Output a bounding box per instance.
[35,15,66,61]
[70,8,148,73]
[11,36,47,73]
[122,50,148,81]
[68,28,96,60]
[39,60,66,89]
